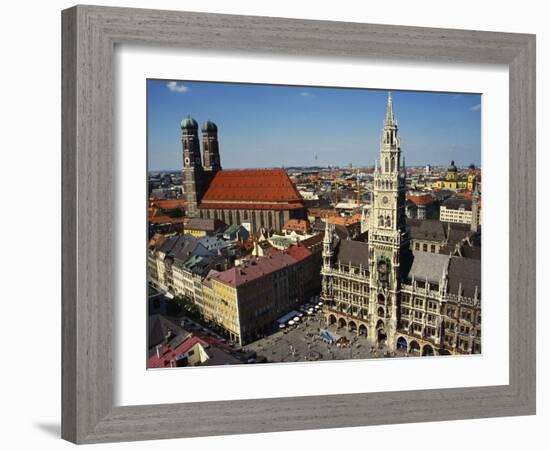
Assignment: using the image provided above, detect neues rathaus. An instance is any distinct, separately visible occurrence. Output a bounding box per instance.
[321,93,481,356]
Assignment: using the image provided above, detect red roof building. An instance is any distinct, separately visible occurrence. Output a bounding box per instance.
[150,199,186,210]
[212,251,298,288]
[285,244,312,262]
[200,169,304,209]
[406,193,435,206]
[196,169,307,233]
[282,218,310,234]
[180,118,307,233]
[147,335,203,369]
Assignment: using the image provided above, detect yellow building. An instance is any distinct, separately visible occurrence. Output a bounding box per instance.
[210,277,241,342]
[183,217,224,238]
[202,248,313,345]
[434,161,478,191]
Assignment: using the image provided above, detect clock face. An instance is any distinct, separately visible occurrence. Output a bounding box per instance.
[382,196,389,204]
[184,157,190,166]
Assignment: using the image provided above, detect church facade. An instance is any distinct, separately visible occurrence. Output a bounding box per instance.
[321,94,481,356]
[181,116,307,233]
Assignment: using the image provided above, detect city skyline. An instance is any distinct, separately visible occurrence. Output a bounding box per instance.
[147,90,482,363]
[147,80,481,171]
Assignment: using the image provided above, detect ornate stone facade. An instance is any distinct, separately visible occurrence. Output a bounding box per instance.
[321,93,481,356]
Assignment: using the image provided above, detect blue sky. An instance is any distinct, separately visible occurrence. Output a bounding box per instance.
[147,79,481,171]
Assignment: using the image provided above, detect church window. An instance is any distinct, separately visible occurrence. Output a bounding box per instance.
[268,212,273,229]
[243,210,248,221]
[378,215,384,227]
[260,212,265,228]
[385,158,389,173]
[391,157,395,172]
[423,243,428,252]
[236,210,241,224]
[385,216,391,227]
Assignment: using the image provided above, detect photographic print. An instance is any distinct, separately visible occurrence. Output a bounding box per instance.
[147,81,482,369]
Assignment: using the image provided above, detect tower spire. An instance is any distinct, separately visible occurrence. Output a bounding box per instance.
[385,91,395,125]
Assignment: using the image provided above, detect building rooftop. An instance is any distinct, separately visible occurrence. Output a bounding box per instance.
[148,314,190,350]
[407,251,450,284]
[285,244,312,262]
[213,251,298,288]
[406,193,435,206]
[185,217,225,232]
[200,169,304,204]
[149,199,186,210]
[156,234,212,262]
[442,197,473,211]
[283,219,310,234]
[335,239,370,268]
[447,256,481,298]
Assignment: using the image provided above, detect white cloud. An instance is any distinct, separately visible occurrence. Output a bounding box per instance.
[300,92,315,98]
[470,103,481,111]
[166,81,190,93]
[452,94,463,100]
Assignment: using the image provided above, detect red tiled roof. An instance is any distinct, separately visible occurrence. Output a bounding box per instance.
[406,194,435,206]
[282,219,310,233]
[285,244,311,262]
[327,215,361,226]
[307,208,339,218]
[150,199,186,210]
[149,215,185,225]
[212,251,298,288]
[199,202,304,211]
[200,169,303,203]
[147,335,203,369]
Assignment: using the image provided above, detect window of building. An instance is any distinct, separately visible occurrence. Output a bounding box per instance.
[423,243,428,252]
[430,244,436,252]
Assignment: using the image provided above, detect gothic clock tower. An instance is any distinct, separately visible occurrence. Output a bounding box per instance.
[368,93,409,347]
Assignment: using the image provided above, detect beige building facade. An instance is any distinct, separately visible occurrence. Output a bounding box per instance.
[321,93,481,356]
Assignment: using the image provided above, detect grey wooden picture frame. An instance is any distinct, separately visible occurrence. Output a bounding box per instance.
[61,4,536,444]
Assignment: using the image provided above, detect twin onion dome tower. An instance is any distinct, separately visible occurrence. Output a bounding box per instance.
[180,114,307,230]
